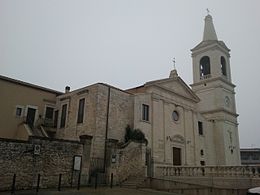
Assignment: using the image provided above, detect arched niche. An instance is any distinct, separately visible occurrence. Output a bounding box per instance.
[221,56,227,76]
[200,56,211,79]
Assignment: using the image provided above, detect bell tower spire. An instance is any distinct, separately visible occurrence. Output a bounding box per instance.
[190,14,241,166]
[191,13,231,84]
[203,13,218,41]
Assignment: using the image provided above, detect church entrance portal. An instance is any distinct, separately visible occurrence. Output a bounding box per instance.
[173,147,181,165]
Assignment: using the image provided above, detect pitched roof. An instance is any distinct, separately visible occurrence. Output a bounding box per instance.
[0,75,63,95]
[145,76,200,103]
[127,73,200,103]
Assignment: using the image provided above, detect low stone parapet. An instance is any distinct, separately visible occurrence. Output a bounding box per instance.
[151,165,260,194]
[155,165,260,178]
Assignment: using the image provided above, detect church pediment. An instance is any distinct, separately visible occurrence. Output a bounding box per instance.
[145,76,200,103]
[191,40,230,55]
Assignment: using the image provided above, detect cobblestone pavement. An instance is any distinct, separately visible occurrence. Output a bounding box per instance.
[0,187,180,195]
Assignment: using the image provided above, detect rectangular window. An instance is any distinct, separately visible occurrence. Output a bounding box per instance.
[241,154,249,160]
[15,107,23,117]
[45,107,54,120]
[142,104,149,121]
[200,161,205,166]
[77,98,85,124]
[60,104,67,128]
[198,121,203,135]
[252,154,260,160]
[54,110,59,128]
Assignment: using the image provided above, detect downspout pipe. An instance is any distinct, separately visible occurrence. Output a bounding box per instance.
[103,86,111,172]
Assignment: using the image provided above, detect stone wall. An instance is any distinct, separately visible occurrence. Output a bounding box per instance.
[55,83,134,162]
[0,136,84,191]
[108,141,147,184]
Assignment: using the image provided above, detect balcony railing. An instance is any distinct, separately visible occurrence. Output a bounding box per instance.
[200,74,211,80]
[43,119,55,128]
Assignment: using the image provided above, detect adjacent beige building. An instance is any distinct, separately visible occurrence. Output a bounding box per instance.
[0,75,62,140]
[0,14,241,172]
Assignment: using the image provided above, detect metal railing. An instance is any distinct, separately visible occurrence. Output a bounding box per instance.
[200,74,211,80]
[1,172,79,193]
[1,172,116,193]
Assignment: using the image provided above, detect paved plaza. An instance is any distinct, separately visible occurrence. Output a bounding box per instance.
[0,187,180,195]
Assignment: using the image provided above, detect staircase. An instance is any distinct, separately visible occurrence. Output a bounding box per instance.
[121,176,147,189]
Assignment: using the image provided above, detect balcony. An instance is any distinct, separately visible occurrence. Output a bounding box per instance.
[200,74,211,80]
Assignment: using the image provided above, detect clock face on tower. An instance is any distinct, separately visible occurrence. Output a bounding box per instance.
[224,96,230,107]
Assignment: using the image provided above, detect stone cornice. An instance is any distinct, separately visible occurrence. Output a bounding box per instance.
[190,76,236,89]
[151,93,196,111]
[201,108,239,117]
[43,99,56,104]
[191,41,230,57]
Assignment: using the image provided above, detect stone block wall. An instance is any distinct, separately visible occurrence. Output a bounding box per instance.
[55,83,134,161]
[0,136,83,191]
[91,84,134,160]
[55,84,98,140]
[109,141,147,184]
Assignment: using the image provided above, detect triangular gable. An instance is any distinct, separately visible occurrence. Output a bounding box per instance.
[145,76,200,103]
[191,40,230,52]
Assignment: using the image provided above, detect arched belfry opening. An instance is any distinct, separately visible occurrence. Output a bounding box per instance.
[221,56,227,76]
[200,56,211,79]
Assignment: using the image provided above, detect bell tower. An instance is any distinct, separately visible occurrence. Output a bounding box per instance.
[191,14,241,165]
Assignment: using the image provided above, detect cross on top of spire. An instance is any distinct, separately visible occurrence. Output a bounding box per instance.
[206,8,210,15]
[172,57,176,70]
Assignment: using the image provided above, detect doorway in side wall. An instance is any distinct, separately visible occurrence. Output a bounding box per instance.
[173,147,181,165]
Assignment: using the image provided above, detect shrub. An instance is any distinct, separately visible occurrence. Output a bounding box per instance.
[124,125,147,144]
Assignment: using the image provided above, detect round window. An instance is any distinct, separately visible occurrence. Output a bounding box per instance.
[172,111,179,121]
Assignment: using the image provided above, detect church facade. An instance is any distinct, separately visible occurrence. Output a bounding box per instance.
[0,14,241,172]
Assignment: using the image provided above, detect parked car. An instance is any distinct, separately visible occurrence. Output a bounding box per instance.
[248,187,260,195]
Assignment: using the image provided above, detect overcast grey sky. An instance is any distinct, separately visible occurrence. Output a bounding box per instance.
[1,0,259,148]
